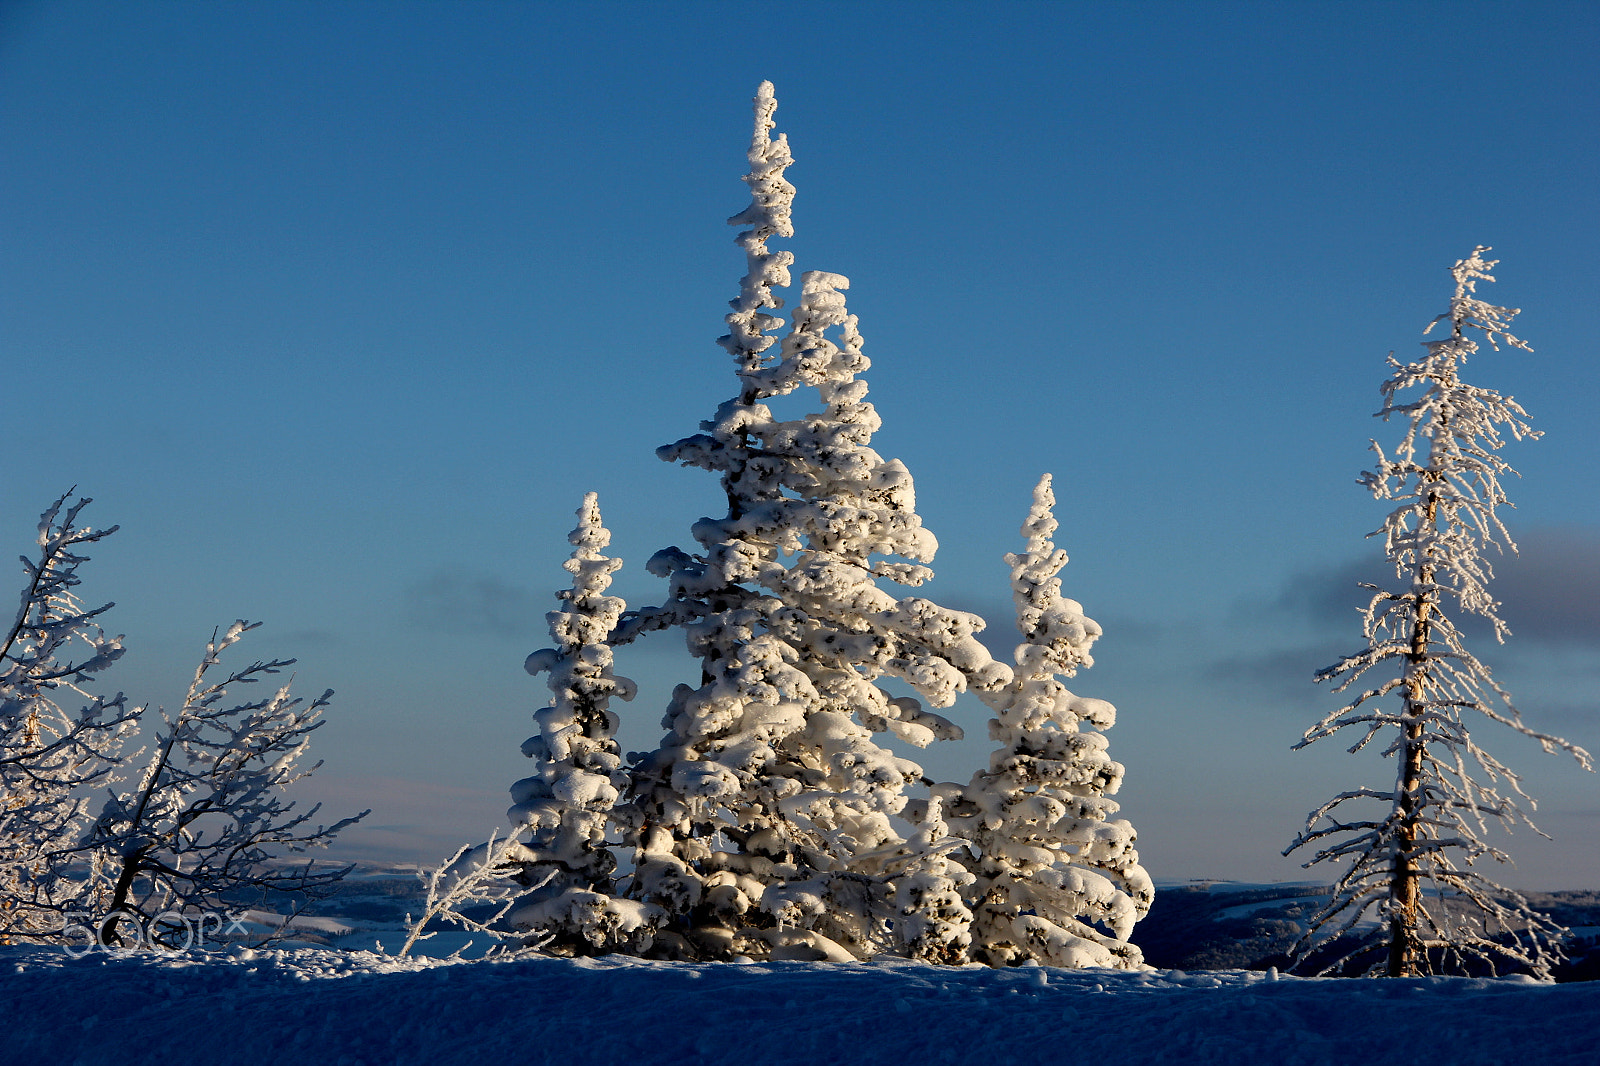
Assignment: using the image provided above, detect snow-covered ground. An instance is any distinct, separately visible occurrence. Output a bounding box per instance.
[12,873,1595,1064]
[5,944,1596,1066]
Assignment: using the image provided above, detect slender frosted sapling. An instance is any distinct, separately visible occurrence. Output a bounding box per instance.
[507,493,657,955]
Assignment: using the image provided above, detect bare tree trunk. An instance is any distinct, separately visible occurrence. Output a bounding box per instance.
[102,846,147,944]
[1390,443,1442,976]
[1389,664,1426,976]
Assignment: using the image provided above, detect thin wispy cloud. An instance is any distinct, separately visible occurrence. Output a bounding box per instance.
[401,571,545,638]
[1270,527,1600,649]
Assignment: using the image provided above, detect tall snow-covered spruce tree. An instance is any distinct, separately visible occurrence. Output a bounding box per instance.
[1286,248,1592,978]
[613,81,1012,963]
[487,82,1148,967]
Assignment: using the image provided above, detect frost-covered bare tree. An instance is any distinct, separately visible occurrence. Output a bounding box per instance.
[1286,249,1592,977]
[506,493,658,955]
[940,475,1151,969]
[614,82,1012,962]
[1,493,138,941]
[84,621,367,944]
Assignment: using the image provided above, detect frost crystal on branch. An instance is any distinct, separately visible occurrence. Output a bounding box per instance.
[397,830,534,958]
[1286,248,1592,978]
[942,475,1151,969]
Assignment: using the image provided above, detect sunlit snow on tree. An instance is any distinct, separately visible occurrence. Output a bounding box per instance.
[470,83,1149,968]
[608,81,1027,963]
[508,493,658,955]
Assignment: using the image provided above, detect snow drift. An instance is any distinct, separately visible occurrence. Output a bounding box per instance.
[4,946,1595,1066]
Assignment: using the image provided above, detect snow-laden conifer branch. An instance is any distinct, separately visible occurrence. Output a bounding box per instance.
[886,794,973,964]
[1287,249,1591,978]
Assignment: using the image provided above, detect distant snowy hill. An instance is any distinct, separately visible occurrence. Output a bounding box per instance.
[5,945,1598,1066]
[1137,882,1600,980]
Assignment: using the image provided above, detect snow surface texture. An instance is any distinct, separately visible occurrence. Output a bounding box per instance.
[3,945,1596,1066]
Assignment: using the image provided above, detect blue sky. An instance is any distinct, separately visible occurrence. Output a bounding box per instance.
[4,0,1598,886]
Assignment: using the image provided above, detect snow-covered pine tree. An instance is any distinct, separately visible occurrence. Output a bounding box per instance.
[1286,248,1592,978]
[507,493,657,955]
[614,82,1012,962]
[1,494,138,941]
[86,621,366,944]
[939,474,1151,969]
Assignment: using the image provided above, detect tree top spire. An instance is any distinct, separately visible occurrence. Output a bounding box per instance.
[720,82,796,375]
[1425,245,1531,352]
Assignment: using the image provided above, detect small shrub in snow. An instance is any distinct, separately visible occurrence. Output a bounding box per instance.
[3,499,367,947]
[397,830,529,958]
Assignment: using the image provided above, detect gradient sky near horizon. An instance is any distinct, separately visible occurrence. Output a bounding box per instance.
[4,0,1598,886]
